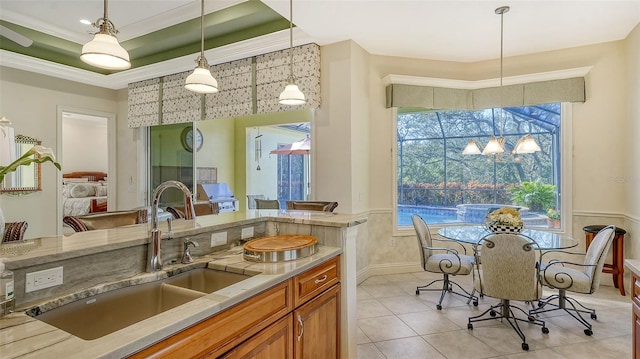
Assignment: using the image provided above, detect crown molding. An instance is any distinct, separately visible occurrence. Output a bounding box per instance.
[383,67,593,89]
[0,28,313,90]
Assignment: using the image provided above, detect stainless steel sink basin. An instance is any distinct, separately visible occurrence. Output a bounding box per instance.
[30,269,252,340]
[164,268,250,293]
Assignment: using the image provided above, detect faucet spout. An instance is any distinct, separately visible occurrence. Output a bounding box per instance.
[147,180,197,272]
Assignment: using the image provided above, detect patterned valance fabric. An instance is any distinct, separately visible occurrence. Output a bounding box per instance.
[128,44,320,128]
[385,77,585,110]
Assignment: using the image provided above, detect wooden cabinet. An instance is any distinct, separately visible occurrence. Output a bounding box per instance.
[221,315,294,359]
[632,272,640,358]
[128,256,340,359]
[294,284,340,359]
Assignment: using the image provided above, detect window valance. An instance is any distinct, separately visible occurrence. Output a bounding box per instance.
[385,77,585,110]
[128,43,320,128]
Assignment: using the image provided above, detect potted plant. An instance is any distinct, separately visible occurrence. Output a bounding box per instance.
[546,208,561,229]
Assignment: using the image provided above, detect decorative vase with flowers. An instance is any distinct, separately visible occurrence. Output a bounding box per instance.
[485,207,524,233]
[0,145,61,237]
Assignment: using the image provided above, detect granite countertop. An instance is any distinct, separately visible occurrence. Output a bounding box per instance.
[625,259,640,277]
[0,210,366,268]
[0,245,342,359]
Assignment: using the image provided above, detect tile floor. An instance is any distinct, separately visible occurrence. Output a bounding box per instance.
[356,271,632,358]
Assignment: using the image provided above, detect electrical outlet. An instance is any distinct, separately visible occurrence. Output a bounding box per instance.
[241,227,254,239]
[211,232,227,247]
[26,267,63,293]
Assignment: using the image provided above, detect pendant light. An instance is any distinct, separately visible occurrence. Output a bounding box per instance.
[80,0,131,70]
[462,139,482,155]
[279,0,306,105]
[185,0,219,94]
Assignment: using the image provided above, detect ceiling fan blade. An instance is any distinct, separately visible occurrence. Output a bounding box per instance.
[0,25,33,47]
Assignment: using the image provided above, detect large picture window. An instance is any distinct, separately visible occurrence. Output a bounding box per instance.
[396,103,562,229]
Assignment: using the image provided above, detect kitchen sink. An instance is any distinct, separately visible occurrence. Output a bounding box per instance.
[29,269,252,340]
[164,268,250,293]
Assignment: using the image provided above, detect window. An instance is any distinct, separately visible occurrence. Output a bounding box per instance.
[396,104,562,228]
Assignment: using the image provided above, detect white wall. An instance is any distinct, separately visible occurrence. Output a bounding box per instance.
[0,67,118,239]
[62,117,108,173]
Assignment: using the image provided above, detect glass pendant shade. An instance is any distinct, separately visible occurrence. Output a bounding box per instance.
[482,136,505,155]
[81,33,130,70]
[185,66,219,94]
[279,83,306,105]
[513,134,541,154]
[462,139,482,155]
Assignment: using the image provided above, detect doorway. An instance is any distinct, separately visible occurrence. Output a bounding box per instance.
[56,107,116,234]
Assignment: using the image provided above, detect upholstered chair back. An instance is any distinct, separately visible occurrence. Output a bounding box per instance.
[478,234,541,302]
[255,199,280,209]
[285,201,338,212]
[247,195,266,209]
[411,215,433,269]
[584,225,615,292]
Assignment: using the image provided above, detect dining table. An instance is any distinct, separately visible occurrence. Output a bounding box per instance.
[437,225,579,250]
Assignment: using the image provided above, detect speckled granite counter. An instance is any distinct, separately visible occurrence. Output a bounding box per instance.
[0,245,342,358]
[0,210,366,358]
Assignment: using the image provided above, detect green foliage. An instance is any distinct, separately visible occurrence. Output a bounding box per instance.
[510,181,556,212]
[547,208,561,219]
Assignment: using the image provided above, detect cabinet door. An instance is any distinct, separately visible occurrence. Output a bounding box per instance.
[222,314,294,359]
[294,284,340,359]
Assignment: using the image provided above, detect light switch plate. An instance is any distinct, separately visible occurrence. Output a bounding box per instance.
[26,267,63,293]
[241,227,254,239]
[211,232,227,247]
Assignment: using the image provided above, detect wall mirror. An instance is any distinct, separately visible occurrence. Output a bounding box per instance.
[1,134,41,195]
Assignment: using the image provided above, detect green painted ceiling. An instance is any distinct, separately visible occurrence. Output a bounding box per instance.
[0,1,289,75]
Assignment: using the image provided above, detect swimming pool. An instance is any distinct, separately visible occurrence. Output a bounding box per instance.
[397,206,460,226]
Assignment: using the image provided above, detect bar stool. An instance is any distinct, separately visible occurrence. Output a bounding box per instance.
[583,225,627,296]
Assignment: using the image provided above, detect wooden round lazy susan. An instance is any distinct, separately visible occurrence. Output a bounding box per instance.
[243,234,318,262]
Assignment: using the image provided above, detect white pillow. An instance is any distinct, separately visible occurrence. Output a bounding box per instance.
[69,184,96,198]
[95,186,108,196]
[63,178,89,184]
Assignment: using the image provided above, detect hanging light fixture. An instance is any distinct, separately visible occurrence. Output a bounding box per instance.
[462,139,482,155]
[185,0,219,94]
[279,0,306,105]
[513,134,542,153]
[80,0,131,70]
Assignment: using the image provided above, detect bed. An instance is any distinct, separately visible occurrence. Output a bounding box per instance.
[62,172,109,217]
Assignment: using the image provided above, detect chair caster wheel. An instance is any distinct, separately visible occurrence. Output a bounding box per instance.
[473,301,478,307]
[467,323,473,330]
[416,289,420,295]
[542,327,549,334]
[591,313,597,320]
[538,302,545,308]
[490,310,497,317]
[584,329,593,336]
[436,304,442,310]
[522,343,529,351]
[528,315,535,322]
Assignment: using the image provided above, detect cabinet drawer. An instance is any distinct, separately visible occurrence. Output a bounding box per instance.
[294,256,340,307]
[634,275,640,307]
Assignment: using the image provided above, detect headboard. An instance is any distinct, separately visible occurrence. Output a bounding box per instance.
[63,171,108,182]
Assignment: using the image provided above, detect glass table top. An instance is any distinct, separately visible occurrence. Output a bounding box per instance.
[437,225,578,250]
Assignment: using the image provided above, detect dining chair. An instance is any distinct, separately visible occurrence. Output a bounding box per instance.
[530,224,615,336]
[411,214,478,310]
[246,194,266,210]
[285,200,338,212]
[255,199,280,209]
[467,233,548,351]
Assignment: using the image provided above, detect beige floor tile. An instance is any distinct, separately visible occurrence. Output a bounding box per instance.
[360,284,411,298]
[377,295,433,314]
[356,272,631,359]
[357,326,371,344]
[397,310,461,335]
[375,336,446,359]
[504,348,569,358]
[358,315,418,342]
[357,343,385,359]
[358,298,393,319]
[423,330,501,359]
[548,334,632,358]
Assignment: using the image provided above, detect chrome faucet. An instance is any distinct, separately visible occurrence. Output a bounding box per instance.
[181,239,200,264]
[147,180,197,272]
